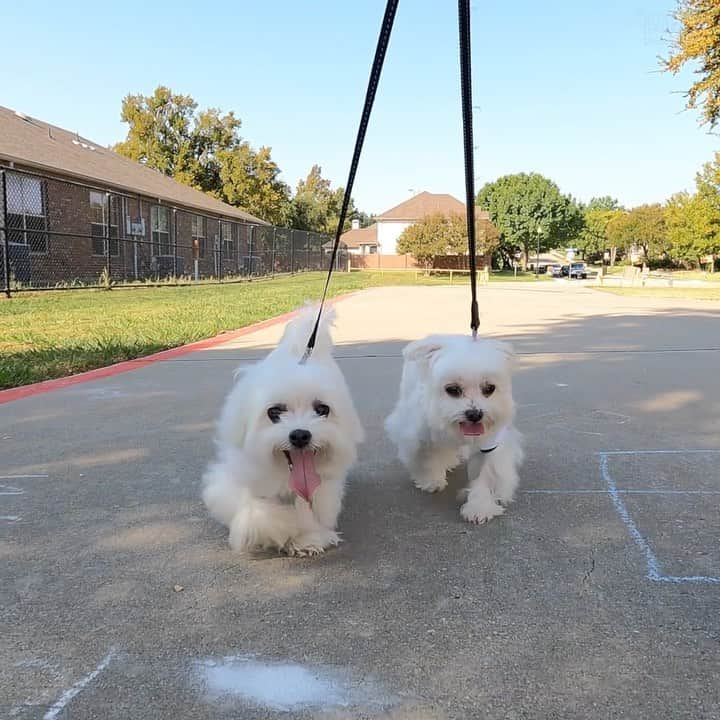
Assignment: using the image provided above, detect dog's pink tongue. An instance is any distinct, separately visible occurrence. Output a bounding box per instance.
[460,422,485,437]
[288,450,321,502]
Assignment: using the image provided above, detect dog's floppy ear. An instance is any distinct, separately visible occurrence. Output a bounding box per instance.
[402,335,447,367]
[487,339,516,372]
[217,369,254,447]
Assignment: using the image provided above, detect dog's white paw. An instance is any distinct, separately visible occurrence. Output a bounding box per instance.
[495,494,515,508]
[284,530,341,557]
[460,500,505,525]
[413,475,447,493]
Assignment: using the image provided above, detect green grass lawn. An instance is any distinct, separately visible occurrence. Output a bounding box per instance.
[602,266,720,282]
[0,271,462,389]
[0,269,556,389]
[595,286,720,301]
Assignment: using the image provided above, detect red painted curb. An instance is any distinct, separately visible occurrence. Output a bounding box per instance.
[0,294,352,405]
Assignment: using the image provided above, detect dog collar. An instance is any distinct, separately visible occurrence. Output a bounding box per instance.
[478,426,507,454]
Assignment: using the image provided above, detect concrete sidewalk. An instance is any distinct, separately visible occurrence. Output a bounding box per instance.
[2,283,719,719]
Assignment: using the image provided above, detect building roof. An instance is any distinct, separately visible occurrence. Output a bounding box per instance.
[339,223,378,249]
[0,106,267,224]
[377,191,466,221]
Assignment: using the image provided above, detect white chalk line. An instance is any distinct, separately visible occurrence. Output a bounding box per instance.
[42,647,115,720]
[0,515,21,521]
[0,474,48,479]
[0,485,24,495]
[596,449,720,456]
[524,489,720,495]
[599,454,720,585]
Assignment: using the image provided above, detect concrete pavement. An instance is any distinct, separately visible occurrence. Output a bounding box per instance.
[2,282,719,719]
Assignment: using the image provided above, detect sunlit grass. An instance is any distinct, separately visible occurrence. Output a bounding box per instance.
[0,271,449,389]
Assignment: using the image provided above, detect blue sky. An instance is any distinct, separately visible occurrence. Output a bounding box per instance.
[1,0,716,215]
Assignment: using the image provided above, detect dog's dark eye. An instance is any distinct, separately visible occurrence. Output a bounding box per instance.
[267,404,287,423]
[445,384,463,398]
[482,383,496,397]
[313,401,330,417]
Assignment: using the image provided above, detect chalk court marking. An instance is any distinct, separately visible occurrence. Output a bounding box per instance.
[42,647,115,720]
[0,485,25,496]
[597,450,720,584]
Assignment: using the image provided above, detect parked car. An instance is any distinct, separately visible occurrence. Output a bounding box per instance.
[547,264,563,277]
[561,262,587,279]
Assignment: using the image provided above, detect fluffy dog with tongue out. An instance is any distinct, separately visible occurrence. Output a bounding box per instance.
[202,306,364,556]
[385,334,523,525]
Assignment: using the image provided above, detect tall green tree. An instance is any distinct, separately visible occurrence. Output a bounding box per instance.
[289,165,358,234]
[666,191,719,266]
[216,144,291,226]
[578,207,624,260]
[663,0,720,130]
[116,87,199,177]
[397,213,500,267]
[696,151,720,203]
[606,204,669,263]
[115,86,290,223]
[665,156,720,268]
[476,173,583,268]
[587,196,622,211]
[575,197,623,261]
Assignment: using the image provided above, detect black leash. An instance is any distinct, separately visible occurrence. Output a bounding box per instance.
[303,0,399,361]
[458,0,480,337]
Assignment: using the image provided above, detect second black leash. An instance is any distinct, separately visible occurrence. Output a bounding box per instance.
[303,0,400,361]
[458,0,480,337]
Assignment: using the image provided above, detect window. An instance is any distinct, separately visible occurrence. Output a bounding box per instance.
[192,215,206,258]
[220,221,234,258]
[89,191,120,256]
[151,206,171,256]
[6,173,48,253]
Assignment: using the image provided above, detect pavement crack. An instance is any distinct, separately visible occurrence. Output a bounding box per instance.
[581,550,596,586]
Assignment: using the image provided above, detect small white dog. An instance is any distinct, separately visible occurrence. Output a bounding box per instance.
[385,334,523,525]
[202,306,364,556]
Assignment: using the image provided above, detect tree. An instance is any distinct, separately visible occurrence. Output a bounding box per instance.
[663,0,720,131]
[575,197,623,261]
[217,144,291,226]
[115,86,290,223]
[606,204,669,264]
[665,156,720,268]
[578,208,624,260]
[396,214,459,266]
[115,87,199,177]
[396,213,500,267]
[666,192,718,267]
[696,151,720,203]
[587,196,621,211]
[289,165,358,234]
[476,173,583,268]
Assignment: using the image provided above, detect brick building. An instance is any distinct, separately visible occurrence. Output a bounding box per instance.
[0,106,281,286]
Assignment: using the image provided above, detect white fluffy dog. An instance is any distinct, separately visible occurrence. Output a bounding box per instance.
[385,334,523,525]
[202,306,364,556]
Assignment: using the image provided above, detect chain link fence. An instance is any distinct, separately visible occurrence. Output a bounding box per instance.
[0,167,345,295]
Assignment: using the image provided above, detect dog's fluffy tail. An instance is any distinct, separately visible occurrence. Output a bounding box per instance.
[277,303,336,359]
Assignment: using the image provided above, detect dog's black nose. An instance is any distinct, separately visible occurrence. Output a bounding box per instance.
[289,429,312,449]
[464,408,484,423]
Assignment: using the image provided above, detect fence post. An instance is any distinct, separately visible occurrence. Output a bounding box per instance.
[105,192,112,288]
[271,227,276,277]
[248,225,254,277]
[218,233,223,283]
[172,209,178,281]
[218,222,224,282]
[290,230,295,274]
[2,171,10,298]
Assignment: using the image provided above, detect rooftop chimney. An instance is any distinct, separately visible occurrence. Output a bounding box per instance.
[351,218,360,230]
